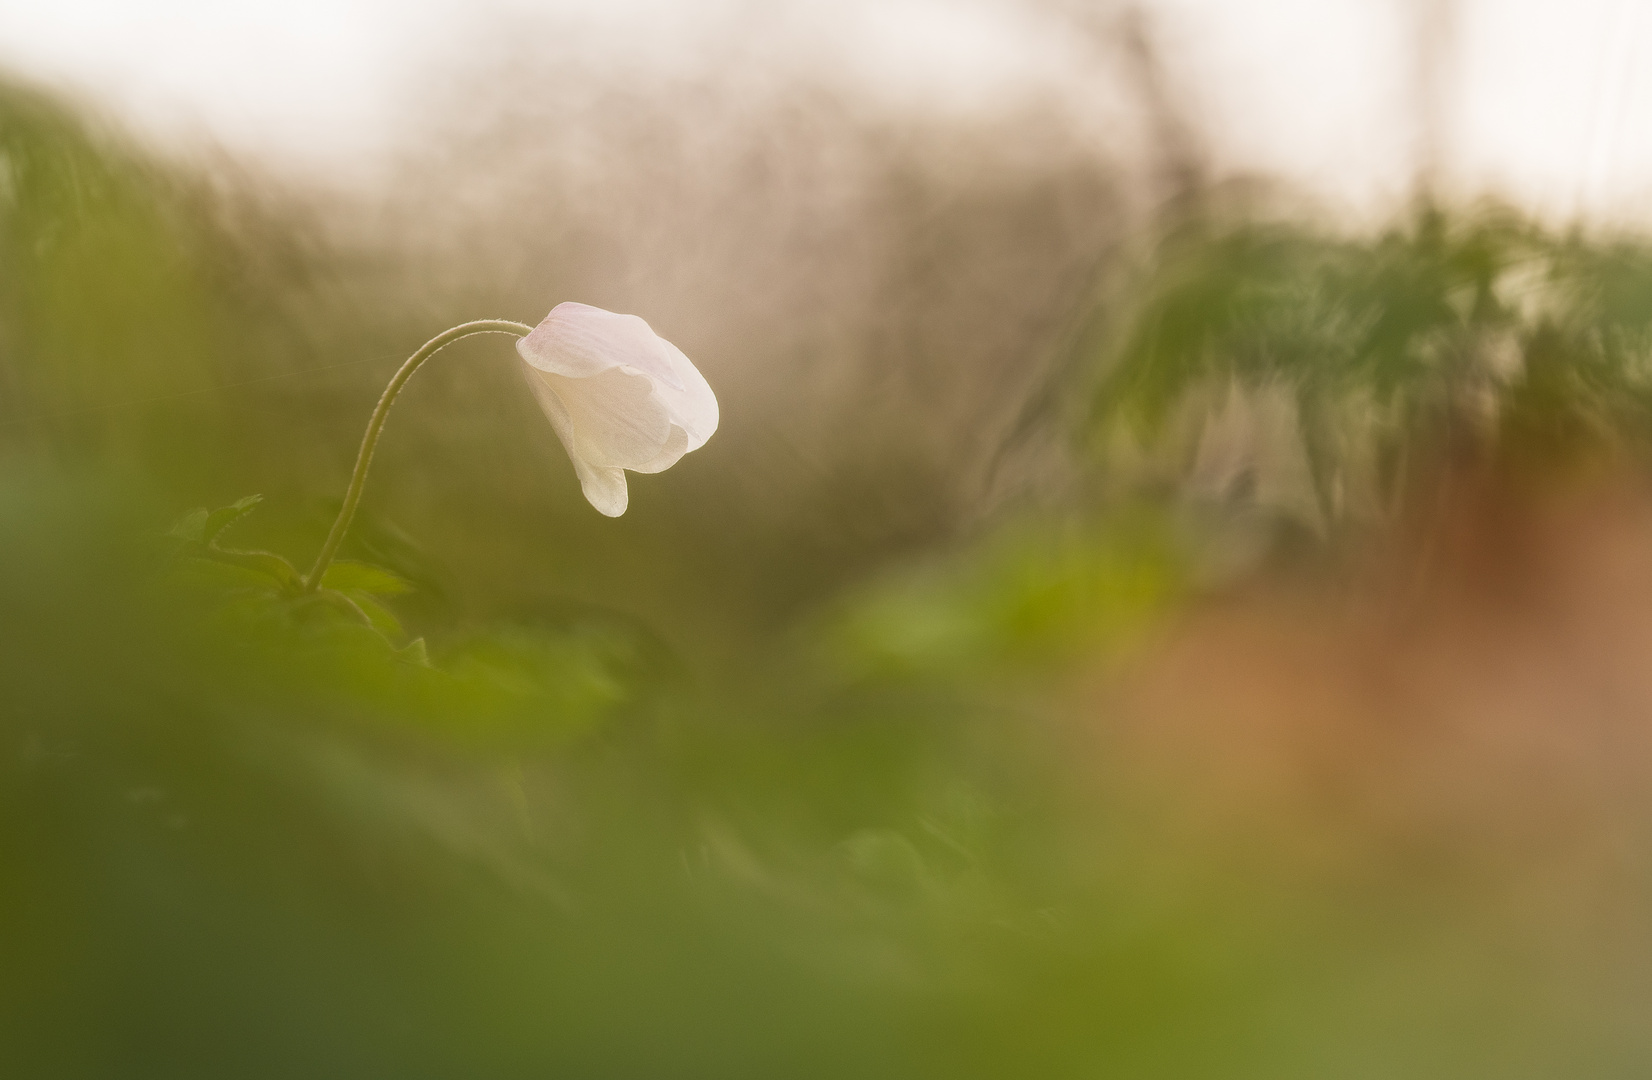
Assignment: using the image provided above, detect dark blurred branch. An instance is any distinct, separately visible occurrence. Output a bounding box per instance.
[1114,5,1208,220]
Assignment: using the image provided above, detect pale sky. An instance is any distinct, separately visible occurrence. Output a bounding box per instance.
[0,0,1649,224]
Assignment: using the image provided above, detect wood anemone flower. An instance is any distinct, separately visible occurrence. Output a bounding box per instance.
[515,302,719,517]
[298,306,717,595]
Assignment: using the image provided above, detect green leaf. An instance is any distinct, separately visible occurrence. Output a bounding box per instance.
[172,554,285,595]
[394,637,430,666]
[202,494,262,546]
[166,507,209,542]
[321,560,411,596]
[204,547,299,588]
[342,590,404,640]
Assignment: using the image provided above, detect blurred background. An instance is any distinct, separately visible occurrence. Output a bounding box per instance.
[7,1,1652,1076]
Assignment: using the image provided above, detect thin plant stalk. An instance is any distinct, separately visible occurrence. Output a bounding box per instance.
[301,319,532,593]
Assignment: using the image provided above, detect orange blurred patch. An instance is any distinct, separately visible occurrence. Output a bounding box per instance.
[1094,457,1652,899]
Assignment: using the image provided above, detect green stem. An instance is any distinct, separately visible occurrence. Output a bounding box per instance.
[301,319,533,593]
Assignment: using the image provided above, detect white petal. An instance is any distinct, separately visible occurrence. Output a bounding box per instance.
[519,359,579,459]
[571,458,629,517]
[544,366,671,469]
[631,424,689,474]
[519,359,636,515]
[649,338,720,451]
[516,302,685,390]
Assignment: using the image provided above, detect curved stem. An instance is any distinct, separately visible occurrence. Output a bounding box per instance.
[302,319,533,593]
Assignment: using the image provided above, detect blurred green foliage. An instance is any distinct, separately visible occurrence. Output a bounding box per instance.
[1085,207,1652,532]
[824,508,1188,680]
[6,76,1652,1079]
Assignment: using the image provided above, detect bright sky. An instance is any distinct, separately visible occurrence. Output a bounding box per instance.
[0,0,1649,223]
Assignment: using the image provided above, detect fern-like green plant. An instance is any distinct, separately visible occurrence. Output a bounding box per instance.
[1082,207,1652,532]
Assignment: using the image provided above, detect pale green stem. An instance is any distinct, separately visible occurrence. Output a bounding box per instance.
[302,319,533,593]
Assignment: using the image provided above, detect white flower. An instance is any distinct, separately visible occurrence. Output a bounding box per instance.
[515,302,719,517]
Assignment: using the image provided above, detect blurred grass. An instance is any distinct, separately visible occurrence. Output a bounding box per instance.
[7,60,1652,1078]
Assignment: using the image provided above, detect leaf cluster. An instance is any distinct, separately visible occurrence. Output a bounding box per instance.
[1084,208,1652,530]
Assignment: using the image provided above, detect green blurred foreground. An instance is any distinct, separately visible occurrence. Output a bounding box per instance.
[9,80,1652,1078]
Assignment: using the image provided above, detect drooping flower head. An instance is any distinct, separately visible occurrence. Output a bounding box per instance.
[516,303,719,516]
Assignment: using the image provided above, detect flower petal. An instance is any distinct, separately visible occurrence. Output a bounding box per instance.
[538,366,672,469]
[516,302,685,391]
[520,360,637,515]
[520,358,578,459]
[570,458,629,517]
[649,338,720,451]
[631,424,689,474]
